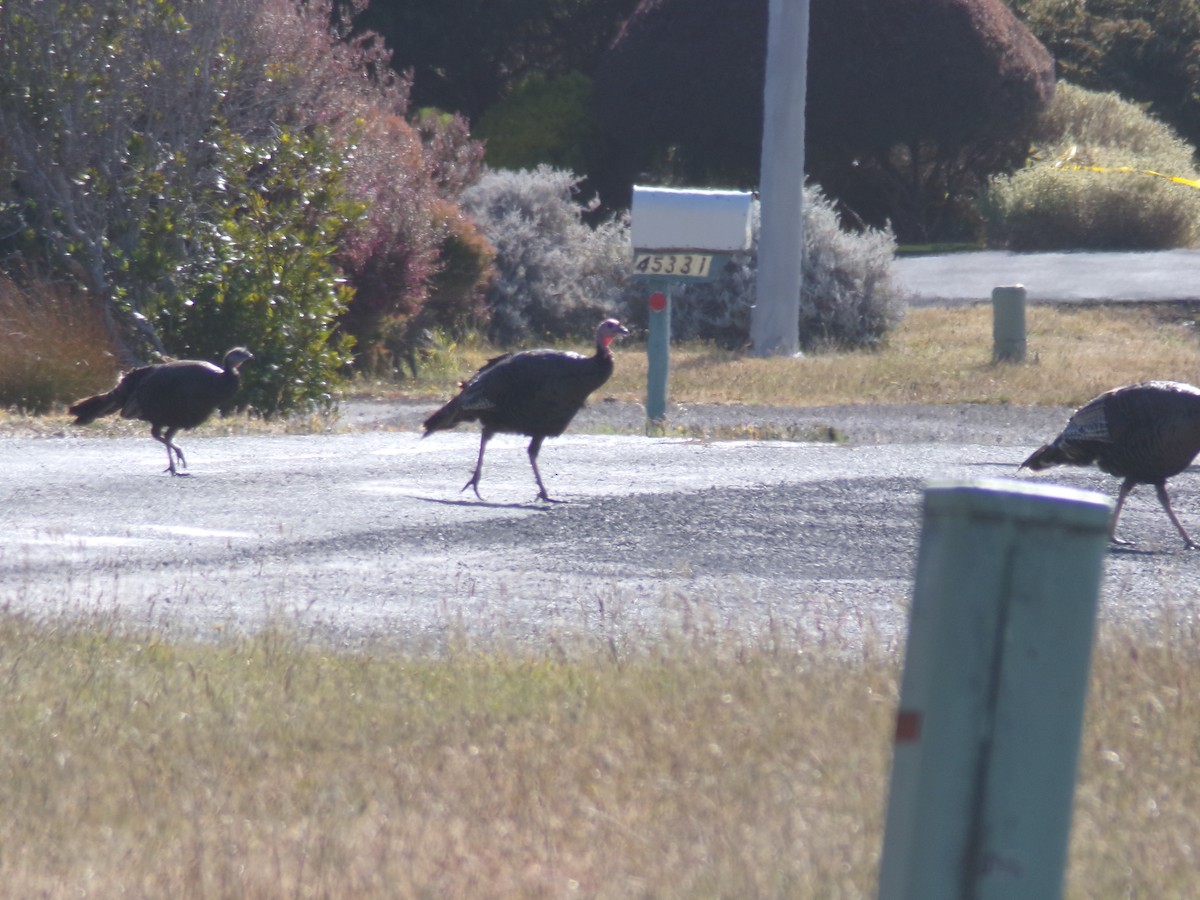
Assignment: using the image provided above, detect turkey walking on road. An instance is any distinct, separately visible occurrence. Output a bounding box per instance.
[1020,381,1200,548]
[423,319,630,502]
[69,347,254,476]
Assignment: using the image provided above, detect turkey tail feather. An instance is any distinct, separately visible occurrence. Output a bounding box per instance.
[68,392,121,425]
[69,366,153,425]
[1020,443,1060,470]
[422,398,464,435]
[1020,440,1094,470]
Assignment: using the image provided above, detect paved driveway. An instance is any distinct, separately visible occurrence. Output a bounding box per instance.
[893,249,1200,306]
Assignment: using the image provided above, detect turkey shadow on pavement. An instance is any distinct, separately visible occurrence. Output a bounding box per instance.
[1107,544,1174,557]
[412,495,556,511]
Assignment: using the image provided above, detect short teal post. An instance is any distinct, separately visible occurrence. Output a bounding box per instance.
[646,289,670,423]
[878,478,1112,900]
[993,285,1027,362]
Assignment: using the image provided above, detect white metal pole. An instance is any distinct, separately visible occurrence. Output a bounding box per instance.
[751,0,809,357]
[878,478,1111,900]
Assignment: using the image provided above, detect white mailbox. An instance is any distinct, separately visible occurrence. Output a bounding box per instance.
[631,186,754,283]
[632,186,754,252]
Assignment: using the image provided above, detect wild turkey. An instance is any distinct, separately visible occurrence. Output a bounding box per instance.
[1020,381,1200,549]
[423,319,630,501]
[69,347,254,476]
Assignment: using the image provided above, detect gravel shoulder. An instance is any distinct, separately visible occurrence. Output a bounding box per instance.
[339,397,1074,449]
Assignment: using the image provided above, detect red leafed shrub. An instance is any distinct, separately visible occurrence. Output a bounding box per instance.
[251,0,490,373]
[335,112,491,372]
[336,113,443,342]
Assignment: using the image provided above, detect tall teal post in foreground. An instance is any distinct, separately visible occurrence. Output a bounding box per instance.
[878,478,1112,900]
[646,289,671,422]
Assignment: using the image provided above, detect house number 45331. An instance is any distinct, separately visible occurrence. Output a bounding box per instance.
[632,253,713,278]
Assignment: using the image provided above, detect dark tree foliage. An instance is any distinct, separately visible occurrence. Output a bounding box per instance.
[1010,0,1200,153]
[339,0,639,123]
[809,0,1055,241]
[589,0,768,200]
[591,0,1055,242]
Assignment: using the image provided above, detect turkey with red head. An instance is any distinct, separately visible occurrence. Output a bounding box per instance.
[423,319,629,502]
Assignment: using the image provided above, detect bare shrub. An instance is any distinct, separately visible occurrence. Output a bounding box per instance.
[0,0,259,360]
[660,186,905,351]
[0,275,115,412]
[460,166,630,344]
[982,82,1200,250]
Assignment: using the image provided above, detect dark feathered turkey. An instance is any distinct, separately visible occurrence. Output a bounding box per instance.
[1020,381,1200,548]
[423,319,629,501]
[69,347,253,476]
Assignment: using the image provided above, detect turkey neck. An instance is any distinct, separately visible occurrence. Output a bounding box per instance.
[216,363,243,398]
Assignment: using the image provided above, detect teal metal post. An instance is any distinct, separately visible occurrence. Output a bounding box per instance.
[646,289,670,423]
[878,478,1112,900]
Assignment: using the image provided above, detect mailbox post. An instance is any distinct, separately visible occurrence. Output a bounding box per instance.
[631,186,754,426]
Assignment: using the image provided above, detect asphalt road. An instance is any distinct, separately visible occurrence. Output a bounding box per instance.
[4,416,1198,648]
[893,248,1200,306]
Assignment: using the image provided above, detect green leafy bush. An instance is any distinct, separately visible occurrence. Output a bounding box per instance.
[475,73,595,173]
[253,9,489,379]
[153,127,356,415]
[0,0,256,362]
[0,0,492,405]
[1012,0,1200,153]
[982,83,1200,250]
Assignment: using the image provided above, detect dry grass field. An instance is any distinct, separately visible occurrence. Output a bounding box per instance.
[0,612,1197,898]
[6,302,1199,432]
[4,303,1200,896]
[604,303,1200,408]
[375,302,1200,412]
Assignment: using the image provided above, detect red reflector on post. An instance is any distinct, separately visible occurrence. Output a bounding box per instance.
[895,710,922,743]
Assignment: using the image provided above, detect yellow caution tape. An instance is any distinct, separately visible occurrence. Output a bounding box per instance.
[1052,147,1200,189]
